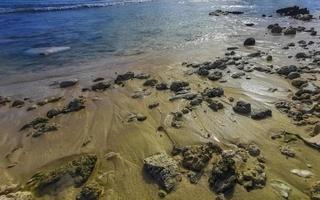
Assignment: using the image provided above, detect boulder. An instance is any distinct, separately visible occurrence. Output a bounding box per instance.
[114,72,134,84]
[202,88,224,98]
[276,6,309,17]
[143,79,158,87]
[277,65,298,76]
[283,27,296,35]
[251,108,272,120]
[91,82,111,91]
[287,72,300,80]
[208,71,223,81]
[156,83,169,90]
[170,81,189,92]
[144,153,180,192]
[244,38,255,46]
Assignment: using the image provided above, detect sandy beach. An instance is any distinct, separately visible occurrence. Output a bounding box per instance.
[1,2,320,200]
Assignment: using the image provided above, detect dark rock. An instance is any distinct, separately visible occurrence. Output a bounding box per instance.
[32,123,58,137]
[277,65,298,76]
[276,6,309,17]
[280,145,295,157]
[136,114,147,121]
[156,83,168,90]
[295,52,309,59]
[247,51,261,58]
[91,82,111,91]
[283,27,297,35]
[244,38,255,46]
[270,24,283,34]
[93,77,104,82]
[62,98,85,113]
[208,100,224,111]
[115,72,134,84]
[202,88,224,98]
[291,79,307,88]
[311,31,317,36]
[197,67,210,76]
[47,109,61,118]
[76,182,102,200]
[143,79,158,87]
[148,103,159,109]
[245,23,254,27]
[231,72,245,79]
[266,55,273,61]
[237,166,266,191]
[209,10,243,16]
[134,73,150,79]
[27,154,97,195]
[251,108,272,120]
[20,117,49,131]
[189,97,203,106]
[11,100,25,108]
[209,150,237,194]
[247,144,260,157]
[233,101,251,114]
[287,72,300,80]
[227,47,239,51]
[59,79,78,88]
[144,153,180,192]
[170,81,189,92]
[208,71,223,81]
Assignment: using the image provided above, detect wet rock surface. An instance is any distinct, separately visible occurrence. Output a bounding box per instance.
[27,154,97,195]
[76,182,103,200]
[144,153,180,192]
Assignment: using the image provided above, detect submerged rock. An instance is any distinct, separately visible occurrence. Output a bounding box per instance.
[144,153,180,192]
[27,154,97,195]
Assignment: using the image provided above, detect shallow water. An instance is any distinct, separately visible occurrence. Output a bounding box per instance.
[0,0,320,75]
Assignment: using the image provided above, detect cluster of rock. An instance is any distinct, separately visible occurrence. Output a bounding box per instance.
[144,142,267,198]
[267,23,317,36]
[276,6,313,21]
[209,10,243,16]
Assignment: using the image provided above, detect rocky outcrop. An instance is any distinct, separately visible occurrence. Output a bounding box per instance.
[27,154,97,195]
[76,182,103,200]
[144,153,180,192]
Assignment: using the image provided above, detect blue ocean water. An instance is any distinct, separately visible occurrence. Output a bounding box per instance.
[0,0,319,74]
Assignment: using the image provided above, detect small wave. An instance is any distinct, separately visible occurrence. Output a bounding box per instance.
[0,0,151,14]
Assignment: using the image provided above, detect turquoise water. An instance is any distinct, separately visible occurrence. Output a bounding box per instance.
[0,0,319,74]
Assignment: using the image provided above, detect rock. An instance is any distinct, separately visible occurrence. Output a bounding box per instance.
[136,114,147,121]
[280,145,295,158]
[277,65,298,76]
[47,109,61,118]
[76,182,102,200]
[0,96,11,105]
[182,143,221,172]
[251,108,272,120]
[158,190,167,198]
[270,180,291,199]
[62,98,85,113]
[233,101,251,114]
[270,24,283,33]
[0,191,34,200]
[295,52,309,59]
[187,171,203,184]
[197,67,209,76]
[32,123,58,137]
[283,27,296,35]
[209,150,237,194]
[231,72,245,79]
[266,55,273,61]
[59,79,78,88]
[292,79,307,88]
[169,93,197,101]
[312,123,320,136]
[209,10,243,16]
[143,153,180,192]
[244,38,255,46]
[247,144,260,157]
[207,71,223,81]
[202,88,224,98]
[170,81,189,92]
[156,83,168,90]
[237,167,266,191]
[91,82,111,91]
[245,23,254,27]
[276,6,309,17]
[148,103,159,109]
[310,181,320,200]
[11,100,24,108]
[114,72,134,84]
[134,73,150,79]
[27,154,97,195]
[208,100,224,111]
[189,97,203,106]
[143,79,158,87]
[311,30,317,36]
[20,117,49,131]
[0,184,19,196]
[287,72,300,80]
[290,169,313,178]
[92,77,104,82]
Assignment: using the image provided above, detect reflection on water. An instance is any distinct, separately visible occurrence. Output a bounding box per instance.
[0,0,319,74]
